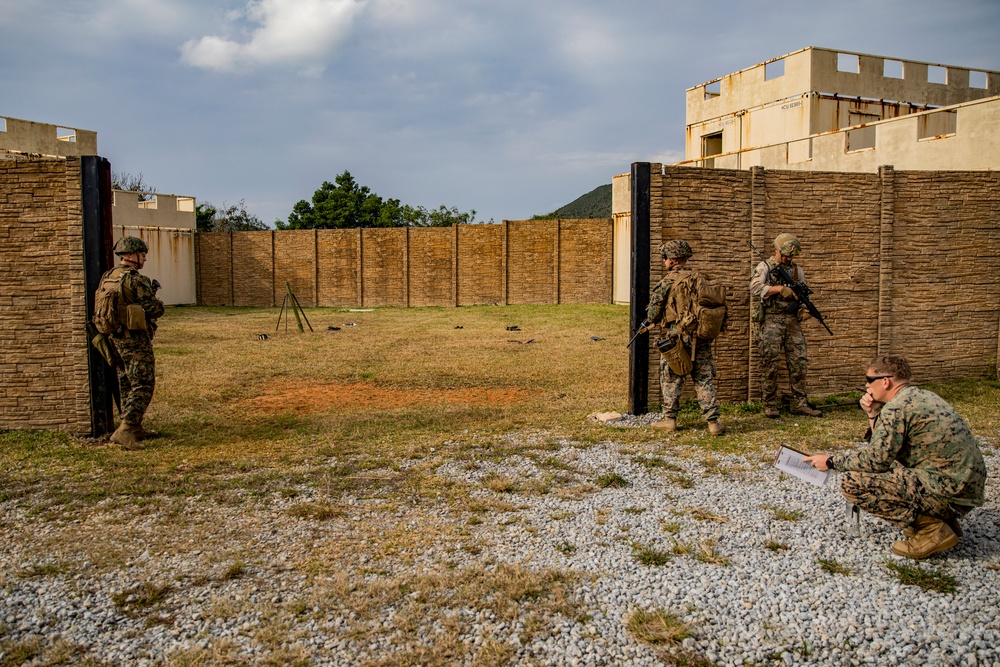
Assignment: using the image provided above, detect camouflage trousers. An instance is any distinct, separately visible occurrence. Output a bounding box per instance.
[659,336,721,422]
[841,466,968,529]
[111,331,156,426]
[757,311,809,408]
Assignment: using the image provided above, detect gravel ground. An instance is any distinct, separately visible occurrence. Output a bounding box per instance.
[2,426,998,666]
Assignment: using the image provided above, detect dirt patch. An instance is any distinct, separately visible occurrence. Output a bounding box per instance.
[241,380,535,414]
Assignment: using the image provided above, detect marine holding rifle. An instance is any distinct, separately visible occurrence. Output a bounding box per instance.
[646,240,726,436]
[100,236,165,450]
[749,233,823,419]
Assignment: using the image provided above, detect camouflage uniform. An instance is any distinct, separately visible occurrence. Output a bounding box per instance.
[750,256,811,411]
[647,266,721,422]
[831,386,987,528]
[107,265,164,427]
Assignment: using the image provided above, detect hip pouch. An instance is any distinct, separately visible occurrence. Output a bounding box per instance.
[125,303,147,331]
[657,336,692,376]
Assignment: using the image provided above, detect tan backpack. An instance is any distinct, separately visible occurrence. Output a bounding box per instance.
[92,268,127,336]
[668,271,728,341]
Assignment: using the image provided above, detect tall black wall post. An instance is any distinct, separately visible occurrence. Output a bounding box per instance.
[628,162,651,414]
[81,156,116,436]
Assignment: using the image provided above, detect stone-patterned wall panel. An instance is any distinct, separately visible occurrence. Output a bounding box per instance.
[362,228,406,307]
[558,219,613,304]
[0,158,91,432]
[889,171,1000,382]
[317,229,360,306]
[274,230,317,306]
[198,233,232,305]
[651,167,753,405]
[507,220,556,304]
[751,169,882,400]
[408,227,454,307]
[232,231,274,306]
[457,224,503,305]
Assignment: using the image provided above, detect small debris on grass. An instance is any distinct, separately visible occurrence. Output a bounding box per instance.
[588,411,623,424]
[591,336,606,341]
[327,326,341,331]
[343,322,357,326]
[257,333,269,340]
[506,325,521,331]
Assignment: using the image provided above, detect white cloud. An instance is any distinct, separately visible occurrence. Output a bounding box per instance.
[180,0,367,72]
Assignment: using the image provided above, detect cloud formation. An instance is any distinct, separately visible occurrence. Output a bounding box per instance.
[180,0,367,72]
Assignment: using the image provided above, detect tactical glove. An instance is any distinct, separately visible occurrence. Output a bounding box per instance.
[779,286,795,299]
[797,307,812,322]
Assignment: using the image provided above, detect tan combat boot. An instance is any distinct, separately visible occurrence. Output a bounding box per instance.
[904,517,963,539]
[110,422,144,451]
[708,421,726,436]
[791,402,823,417]
[651,417,678,431]
[893,514,958,560]
[764,405,780,419]
[133,424,159,441]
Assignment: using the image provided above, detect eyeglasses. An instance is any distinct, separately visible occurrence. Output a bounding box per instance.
[865,374,893,384]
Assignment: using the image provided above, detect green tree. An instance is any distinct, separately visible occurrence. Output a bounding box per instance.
[197,199,268,232]
[279,171,491,229]
[279,171,408,229]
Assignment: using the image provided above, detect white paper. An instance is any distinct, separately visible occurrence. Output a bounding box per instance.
[773,445,830,487]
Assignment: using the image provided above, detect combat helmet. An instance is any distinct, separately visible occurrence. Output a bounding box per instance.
[773,233,801,257]
[660,239,693,259]
[114,236,148,255]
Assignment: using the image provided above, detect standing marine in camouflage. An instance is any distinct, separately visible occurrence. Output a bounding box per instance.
[105,236,165,450]
[749,233,822,418]
[805,355,986,560]
[646,240,726,436]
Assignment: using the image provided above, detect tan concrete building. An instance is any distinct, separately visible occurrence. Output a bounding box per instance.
[2,114,197,304]
[680,46,1000,171]
[0,115,98,157]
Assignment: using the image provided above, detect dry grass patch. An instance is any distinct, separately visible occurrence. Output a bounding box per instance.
[626,608,695,645]
[693,540,729,566]
[688,507,727,523]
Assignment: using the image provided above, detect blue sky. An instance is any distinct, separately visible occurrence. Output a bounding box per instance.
[2,0,997,226]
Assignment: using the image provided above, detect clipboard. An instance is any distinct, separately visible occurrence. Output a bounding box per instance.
[773,445,830,487]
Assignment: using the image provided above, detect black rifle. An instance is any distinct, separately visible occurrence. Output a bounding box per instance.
[748,241,833,335]
[626,318,654,348]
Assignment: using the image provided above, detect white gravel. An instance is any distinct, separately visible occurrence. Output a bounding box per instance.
[2,430,998,666]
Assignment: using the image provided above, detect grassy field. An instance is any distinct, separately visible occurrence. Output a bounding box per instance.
[2,304,998,665]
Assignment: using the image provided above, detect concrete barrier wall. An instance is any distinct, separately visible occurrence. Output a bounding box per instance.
[643,164,1000,406]
[0,157,92,432]
[198,219,615,307]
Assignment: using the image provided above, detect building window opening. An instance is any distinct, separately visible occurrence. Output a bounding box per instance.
[702,132,723,158]
[884,60,903,79]
[969,71,987,89]
[138,195,158,210]
[846,126,875,152]
[928,65,947,85]
[0,117,7,132]
[704,80,720,100]
[837,53,859,73]
[56,127,76,142]
[765,58,785,80]
[849,111,880,127]
[918,110,957,140]
[177,197,195,213]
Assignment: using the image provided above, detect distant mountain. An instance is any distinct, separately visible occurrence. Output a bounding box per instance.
[533,184,611,219]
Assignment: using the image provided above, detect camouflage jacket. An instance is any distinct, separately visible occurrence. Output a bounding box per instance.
[647,266,695,338]
[832,386,987,507]
[750,258,807,312]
